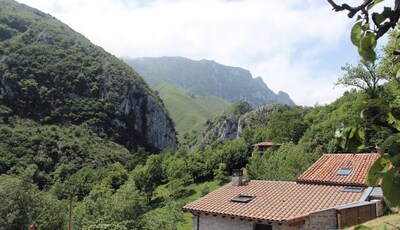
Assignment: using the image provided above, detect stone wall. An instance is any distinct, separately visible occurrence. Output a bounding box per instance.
[191,209,338,230]
[307,209,337,230]
[192,214,253,230]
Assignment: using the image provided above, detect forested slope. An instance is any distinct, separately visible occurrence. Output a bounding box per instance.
[0,0,177,152]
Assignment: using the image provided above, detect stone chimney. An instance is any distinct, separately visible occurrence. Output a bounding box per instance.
[376,146,382,155]
[232,169,243,187]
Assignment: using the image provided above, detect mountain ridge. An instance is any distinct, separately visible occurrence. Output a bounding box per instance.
[124,56,295,107]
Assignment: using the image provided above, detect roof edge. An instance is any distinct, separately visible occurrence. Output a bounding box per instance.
[295,179,370,187]
[182,209,289,224]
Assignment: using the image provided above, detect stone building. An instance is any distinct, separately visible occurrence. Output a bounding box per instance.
[183,153,384,230]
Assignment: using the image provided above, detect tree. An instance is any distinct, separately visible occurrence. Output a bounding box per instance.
[328,0,400,213]
[337,59,381,98]
[213,163,228,185]
[0,175,66,230]
[264,107,309,144]
[379,29,400,81]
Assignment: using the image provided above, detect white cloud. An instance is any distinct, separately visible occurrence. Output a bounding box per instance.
[18,0,363,106]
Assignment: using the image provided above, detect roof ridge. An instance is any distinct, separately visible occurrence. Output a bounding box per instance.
[323,153,378,155]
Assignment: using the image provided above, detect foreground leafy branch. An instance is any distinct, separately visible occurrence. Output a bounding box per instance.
[328,0,400,213]
[328,0,400,61]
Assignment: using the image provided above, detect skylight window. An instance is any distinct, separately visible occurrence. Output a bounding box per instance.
[342,186,363,192]
[231,195,255,203]
[338,167,352,176]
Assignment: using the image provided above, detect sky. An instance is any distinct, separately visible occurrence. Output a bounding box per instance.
[17,0,388,106]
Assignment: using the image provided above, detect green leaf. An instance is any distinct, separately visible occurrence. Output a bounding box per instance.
[345,126,365,152]
[396,67,400,80]
[366,156,390,186]
[381,133,400,153]
[392,107,400,120]
[361,32,377,48]
[378,225,388,230]
[388,144,400,167]
[351,22,363,47]
[367,0,384,10]
[381,167,400,212]
[354,225,372,230]
[382,7,394,17]
[359,32,377,62]
[372,12,387,25]
[361,23,370,31]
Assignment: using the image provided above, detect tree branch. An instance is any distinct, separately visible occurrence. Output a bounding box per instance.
[328,0,400,39]
[327,0,373,18]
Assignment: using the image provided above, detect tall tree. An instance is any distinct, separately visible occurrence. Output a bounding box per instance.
[337,59,380,98]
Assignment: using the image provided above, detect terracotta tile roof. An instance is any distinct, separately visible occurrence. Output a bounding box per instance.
[253,142,281,147]
[297,153,380,187]
[183,181,364,223]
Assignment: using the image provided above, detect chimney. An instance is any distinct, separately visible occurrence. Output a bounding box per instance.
[376,146,381,155]
[232,169,243,187]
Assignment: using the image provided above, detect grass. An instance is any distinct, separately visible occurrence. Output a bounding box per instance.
[343,214,400,230]
[153,82,230,142]
[152,177,227,230]
[176,179,227,230]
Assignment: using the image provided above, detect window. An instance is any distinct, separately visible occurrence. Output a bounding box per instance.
[342,186,363,192]
[255,223,272,230]
[338,167,352,175]
[231,195,255,203]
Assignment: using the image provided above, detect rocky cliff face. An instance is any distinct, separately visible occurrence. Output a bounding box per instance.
[194,104,290,148]
[124,57,296,107]
[112,79,178,151]
[0,0,177,151]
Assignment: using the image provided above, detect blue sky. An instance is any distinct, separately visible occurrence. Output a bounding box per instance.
[17,0,387,106]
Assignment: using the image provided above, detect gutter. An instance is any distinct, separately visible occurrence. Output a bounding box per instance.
[196,214,199,230]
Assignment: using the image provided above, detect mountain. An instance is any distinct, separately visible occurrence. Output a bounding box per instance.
[0,0,177,151]
[154,82,230,141]
[123,56,295,107]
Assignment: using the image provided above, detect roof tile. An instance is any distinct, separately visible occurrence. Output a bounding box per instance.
[183,181,364,222]
[297,153,380,186]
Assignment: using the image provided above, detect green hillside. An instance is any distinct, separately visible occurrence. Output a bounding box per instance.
[0,0,177,152]
[153,82,231,141]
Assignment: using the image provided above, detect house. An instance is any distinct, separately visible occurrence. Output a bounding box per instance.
[252,142,282,156]
[297,153,382,187]
[183,153,383,230]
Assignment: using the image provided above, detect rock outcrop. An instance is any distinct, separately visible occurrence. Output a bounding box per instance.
[193,104,290,148]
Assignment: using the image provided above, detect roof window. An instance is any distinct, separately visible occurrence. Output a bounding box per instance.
[338,167,352,176]
[231,195,255,203]
[342,186,363,192]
